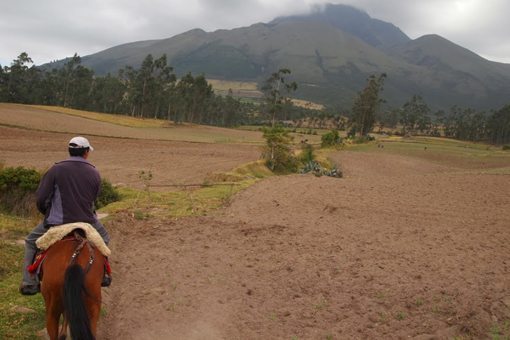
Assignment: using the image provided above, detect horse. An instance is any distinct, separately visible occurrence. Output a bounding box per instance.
[40,229,104,340]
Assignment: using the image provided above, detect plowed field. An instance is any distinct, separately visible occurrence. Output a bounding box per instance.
[100,152,510,339]
[2,104,509,339]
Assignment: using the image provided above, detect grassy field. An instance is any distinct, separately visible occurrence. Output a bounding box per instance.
[347,135,510,172]
[0,214,45,340]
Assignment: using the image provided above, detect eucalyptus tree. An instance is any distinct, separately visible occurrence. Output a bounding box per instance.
[59,53,82,107]
[4,52,42,104]
[121,54,175,117]
[261,68,298,127]
[445,106,487,141]
[351,73,386,136]
[400,95,430,135]
[0,64,6,101]
[89,73,126,113]
[487,105,510,144]
[173,73,213,123]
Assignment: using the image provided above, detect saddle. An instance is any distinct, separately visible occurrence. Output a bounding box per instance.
[28,223,112,276]
[36,222,111,256]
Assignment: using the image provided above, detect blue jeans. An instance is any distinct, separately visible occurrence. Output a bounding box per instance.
[22,221,110,286]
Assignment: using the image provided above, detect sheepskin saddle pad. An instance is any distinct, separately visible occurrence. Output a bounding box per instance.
[36,222,111,257]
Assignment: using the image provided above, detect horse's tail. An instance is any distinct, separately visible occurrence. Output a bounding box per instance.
[63,264,95,340]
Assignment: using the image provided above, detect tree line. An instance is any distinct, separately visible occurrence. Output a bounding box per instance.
[346,74,510,145]
[0,52,260,127]
[1,52,508,144]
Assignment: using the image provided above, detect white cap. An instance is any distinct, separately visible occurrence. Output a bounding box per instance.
[69,136,94,151]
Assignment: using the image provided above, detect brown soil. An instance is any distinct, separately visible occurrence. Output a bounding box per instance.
[0,126,260,189]
[98,151,510,339]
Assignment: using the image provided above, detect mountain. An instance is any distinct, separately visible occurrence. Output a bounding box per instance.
[60,3,510,111]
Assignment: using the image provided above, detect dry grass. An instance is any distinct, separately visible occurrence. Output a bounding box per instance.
[291,99,325,110]
[0,103,264,144]
[348,135,510,171]
[30,105,167,128]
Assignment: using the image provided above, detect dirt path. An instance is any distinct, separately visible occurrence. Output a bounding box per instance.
[98,151,510,339]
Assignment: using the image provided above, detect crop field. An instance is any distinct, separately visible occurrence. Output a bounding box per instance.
[1,104,509,339]
[0,103,264,144]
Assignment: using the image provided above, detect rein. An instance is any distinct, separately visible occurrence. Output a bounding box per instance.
[69,230,95,273]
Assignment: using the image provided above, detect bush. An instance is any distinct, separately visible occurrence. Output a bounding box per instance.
[0,166,41,216]
[321,130,342,147]
[300,143,315,163]
[503,145,510,150]
[352,135,376,144]
[0,166,119,215]
[262,127,299,173]
[300,161,342,178]
[95,178,121,209]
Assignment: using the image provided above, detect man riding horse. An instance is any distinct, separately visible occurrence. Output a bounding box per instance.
[20,136,111,295]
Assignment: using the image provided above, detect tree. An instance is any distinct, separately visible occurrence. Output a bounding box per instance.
[400,95,430,135]
[122,54,175,117]
[0,64,6,102]
[59,53,82,107]
[89,73,126,113]
[261,127,298,173]
[172,73,212,123]
[4,52,41,104]
[445,106,487,141]
[487,105,510,144]
[351,73,386,136]
[261,68,298,127]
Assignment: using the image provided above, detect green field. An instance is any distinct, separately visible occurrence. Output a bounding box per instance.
[348,135,510,173]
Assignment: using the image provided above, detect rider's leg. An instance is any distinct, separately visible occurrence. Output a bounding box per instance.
[91,220,110,244]
[20,222,46,294]
[91,220,112,287]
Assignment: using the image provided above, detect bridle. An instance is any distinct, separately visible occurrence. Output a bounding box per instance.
[69,230,95,273]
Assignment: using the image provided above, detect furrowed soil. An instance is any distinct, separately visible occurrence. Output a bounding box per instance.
[99,151,510,339]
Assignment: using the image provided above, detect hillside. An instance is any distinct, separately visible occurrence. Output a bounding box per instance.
[50,3,510,111]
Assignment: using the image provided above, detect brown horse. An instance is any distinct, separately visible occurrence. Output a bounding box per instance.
[41,230,103,340]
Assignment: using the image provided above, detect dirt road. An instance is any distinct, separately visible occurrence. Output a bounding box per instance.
[99,151,510,339]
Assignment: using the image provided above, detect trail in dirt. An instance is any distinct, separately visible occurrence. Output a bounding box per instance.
[99,151,510,339]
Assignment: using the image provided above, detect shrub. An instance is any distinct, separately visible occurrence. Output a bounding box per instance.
[95,178,121,209]
[300,143,315,164]
[261,127,298,173]
[503,145,510,150]
[352,135,376,144]
[0,166,41,216]
[0,166,119,215]
[321,130,342,147]
[300,161,342,178]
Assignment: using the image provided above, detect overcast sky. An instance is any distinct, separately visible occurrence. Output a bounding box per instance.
[1,0,509,67]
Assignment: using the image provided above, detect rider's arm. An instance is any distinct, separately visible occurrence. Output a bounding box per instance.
[36,168,56,214]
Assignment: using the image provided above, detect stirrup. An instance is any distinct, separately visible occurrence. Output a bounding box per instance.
[101,274,112,287]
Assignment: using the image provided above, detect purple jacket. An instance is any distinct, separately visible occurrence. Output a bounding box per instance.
[36,157,100,227]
